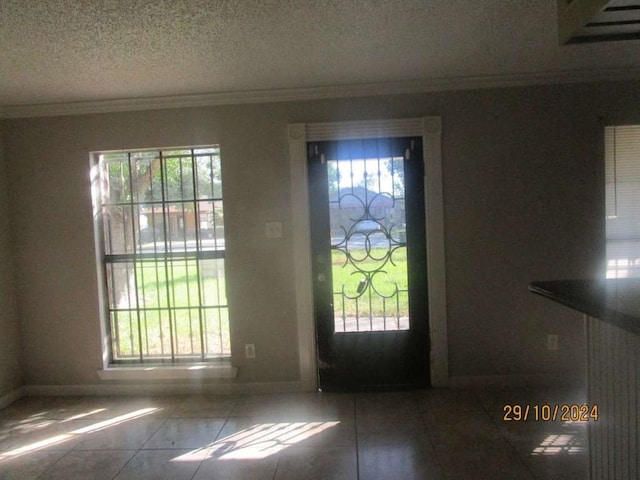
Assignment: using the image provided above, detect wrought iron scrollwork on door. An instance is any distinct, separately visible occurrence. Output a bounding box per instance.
[329,168,409,332]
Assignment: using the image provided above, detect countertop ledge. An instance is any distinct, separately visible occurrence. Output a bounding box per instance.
[529,279,640,336]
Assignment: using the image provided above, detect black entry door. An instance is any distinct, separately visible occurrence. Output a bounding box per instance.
[308,137,430,391]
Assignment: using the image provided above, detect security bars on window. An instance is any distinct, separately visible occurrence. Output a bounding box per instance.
[94,147,229,363]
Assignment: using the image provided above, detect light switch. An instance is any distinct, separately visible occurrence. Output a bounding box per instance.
[265,221,283,239]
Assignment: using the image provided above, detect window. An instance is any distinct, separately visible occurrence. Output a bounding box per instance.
[605,125,640,279]
[91,146,229,364]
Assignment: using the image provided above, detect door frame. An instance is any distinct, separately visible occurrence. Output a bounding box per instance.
[288,117,448,390]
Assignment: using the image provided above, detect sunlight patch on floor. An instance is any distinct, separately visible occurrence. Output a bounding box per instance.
[531,433,586,456]
[172,421,340,462]
[69,407,157,434]
[0,407,159,461]
[61,408,107,422]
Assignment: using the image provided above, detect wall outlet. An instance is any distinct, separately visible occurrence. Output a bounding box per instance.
[547,334,559,351]
[265,222,283,239]
[245,343,256,359]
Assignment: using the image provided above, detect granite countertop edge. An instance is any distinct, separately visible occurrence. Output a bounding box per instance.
[529,279,640,336]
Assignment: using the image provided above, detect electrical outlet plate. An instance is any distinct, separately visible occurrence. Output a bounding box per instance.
[265,222,283,239]
[245,343,256,359]
[547,334,559,351]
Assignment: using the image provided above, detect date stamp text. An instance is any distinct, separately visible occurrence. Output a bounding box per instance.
[503,404,599,422]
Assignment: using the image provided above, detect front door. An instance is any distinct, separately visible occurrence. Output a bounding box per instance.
[308,136,430,391]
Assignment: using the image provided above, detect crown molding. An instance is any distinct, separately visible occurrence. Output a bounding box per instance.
[2,67,640,119]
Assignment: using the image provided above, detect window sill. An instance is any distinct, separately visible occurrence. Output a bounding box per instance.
[97,363,237,381]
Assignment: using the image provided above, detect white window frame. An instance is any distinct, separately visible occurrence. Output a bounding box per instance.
[288,117,448,389]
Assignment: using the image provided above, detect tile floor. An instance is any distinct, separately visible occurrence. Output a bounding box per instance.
[0,387,588,479]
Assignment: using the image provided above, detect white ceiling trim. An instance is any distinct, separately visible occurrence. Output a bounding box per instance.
[2,67,640,119]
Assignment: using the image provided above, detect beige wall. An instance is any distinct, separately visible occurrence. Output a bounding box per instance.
[0,121,23,396]
[4,80,639,388]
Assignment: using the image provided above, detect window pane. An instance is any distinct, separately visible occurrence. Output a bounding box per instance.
[101,153,130,204]
[95,146,230,363]
[138,206,167,253]
[166,259,198,308]
[200,259,227,306]
[133,154,163,203]
[163,155,195,202]
[197,200,225,251]
[193,147,219,155]
[605,125,640,279]
[107,262,138,309]
[195,152,223,199]
[102,205,138,255]
[140,310,172,358]
[111,310,139,360]
[136,260,169,309]
[204,307,230,357]
[161,202,195,252]
[173,308,202,357]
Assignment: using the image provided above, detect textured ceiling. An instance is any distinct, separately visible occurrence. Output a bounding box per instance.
[1,0,640,111]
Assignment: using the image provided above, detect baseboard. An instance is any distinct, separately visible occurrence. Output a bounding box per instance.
[20,375,585,397]
[447,374,586,389]
[23,381,307,397]
[0,386,25,409]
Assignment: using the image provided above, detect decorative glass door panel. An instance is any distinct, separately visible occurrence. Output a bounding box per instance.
[328,155,410,332]
[308,137,430,391]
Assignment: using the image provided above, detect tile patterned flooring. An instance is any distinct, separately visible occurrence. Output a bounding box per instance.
[0,387,588,479]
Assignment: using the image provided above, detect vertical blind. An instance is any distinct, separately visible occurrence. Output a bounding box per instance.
[605,125,640,278]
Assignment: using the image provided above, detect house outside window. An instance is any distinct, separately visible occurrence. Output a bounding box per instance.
[91,146,230,364]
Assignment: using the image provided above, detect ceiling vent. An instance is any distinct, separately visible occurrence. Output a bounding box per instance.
[558,0,640,43]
